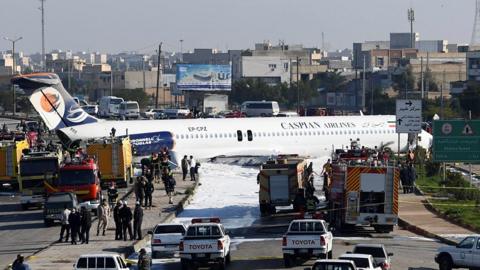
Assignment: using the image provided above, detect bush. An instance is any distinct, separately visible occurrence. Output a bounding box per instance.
[425,160,440,177]
[445,172,480,201]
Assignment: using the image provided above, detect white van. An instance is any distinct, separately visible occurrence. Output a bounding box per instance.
[98,96,124,118]
[241,101,280,117]
[74,254,130,270]
[119,101,140,119]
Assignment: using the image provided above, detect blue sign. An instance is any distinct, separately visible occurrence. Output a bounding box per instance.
[176,64,231,91]
[129,131,174,156]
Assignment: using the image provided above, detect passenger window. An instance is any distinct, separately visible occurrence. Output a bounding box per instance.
[290,222,299,231]
[77,258,87,268]
[181,134,184,139]
[105,257,116,268]
[88,257,96,268]
[299,222,306,231]
[117,257,127,268]
[237,130,243,141]
[96,257,105,268]
[458,237,476,249]
[247,130,253,141]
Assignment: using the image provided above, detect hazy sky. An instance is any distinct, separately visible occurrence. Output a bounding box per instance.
[0,0,475,54]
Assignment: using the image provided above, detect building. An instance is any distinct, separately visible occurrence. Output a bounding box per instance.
[467,50,480,82]
[353,41,390,69]
[390,32,419,49]
[241,56,291,84]
[416,40,448,53]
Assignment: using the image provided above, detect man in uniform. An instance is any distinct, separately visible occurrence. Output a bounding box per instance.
[97,199,110,236]
[137,248,151,270]
[133,201,144,240]
[120,201,133,241]
[113,201,123,240]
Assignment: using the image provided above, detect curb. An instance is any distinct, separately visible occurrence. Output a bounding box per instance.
[128,179,200,256]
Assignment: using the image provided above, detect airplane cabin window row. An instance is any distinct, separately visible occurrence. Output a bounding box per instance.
[174,129,396,140]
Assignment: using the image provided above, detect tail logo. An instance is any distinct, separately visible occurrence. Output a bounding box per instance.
[40,92,61,113]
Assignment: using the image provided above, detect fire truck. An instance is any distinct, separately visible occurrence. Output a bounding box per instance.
[86,137,133,188]
[258,156,313,216]
[0,139,29,190]
[45,156,102,211]
[327,143,399,233]
[18,150,61,209]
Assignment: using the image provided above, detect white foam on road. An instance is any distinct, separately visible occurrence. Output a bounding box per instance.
[175,162,260,229]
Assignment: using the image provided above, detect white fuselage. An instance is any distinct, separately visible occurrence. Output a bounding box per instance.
[59,115,432,161]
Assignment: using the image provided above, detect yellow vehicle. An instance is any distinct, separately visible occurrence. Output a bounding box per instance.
[86,137,133,188]
[258,155,312,216]
[0,139,29,189]
[18,150,61,210]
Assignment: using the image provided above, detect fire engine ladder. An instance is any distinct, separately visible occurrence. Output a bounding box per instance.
[6,146,13,177]
[112,144,119,177]
[384,167,394,213]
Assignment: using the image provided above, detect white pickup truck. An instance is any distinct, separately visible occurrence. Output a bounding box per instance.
[282,219,333,267]
[179,218,231,270]
[435,234,480,270]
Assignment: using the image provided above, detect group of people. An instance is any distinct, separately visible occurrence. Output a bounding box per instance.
[112,200,144,241]
[400,162,417,194]
[141,149,178,204]
[58,205,93,245]
[181,155,199,181]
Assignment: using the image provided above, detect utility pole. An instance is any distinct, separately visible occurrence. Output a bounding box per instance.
[40,0,46,71]
[110,70,113,96]
[426,52,430,99]
[362,55,366,112]
[441,70,446,119]
[155,43,162,109]
[296,56,300,114]
[179,39,184,62]
[408,8,415,49]
[420,56,424,99]
[4,36,22,116]
[142,56,146,93]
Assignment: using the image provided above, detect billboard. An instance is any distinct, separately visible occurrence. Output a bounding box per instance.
[176,64,231,91]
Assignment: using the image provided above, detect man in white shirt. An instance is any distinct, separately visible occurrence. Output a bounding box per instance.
[58,205,71,242]
[189,155,196,181]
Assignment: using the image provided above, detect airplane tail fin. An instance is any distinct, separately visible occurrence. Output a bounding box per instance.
[11,73,99,130]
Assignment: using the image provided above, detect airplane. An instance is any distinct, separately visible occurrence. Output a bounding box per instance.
[11,73,432,164]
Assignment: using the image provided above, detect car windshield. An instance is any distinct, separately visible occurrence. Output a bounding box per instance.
[59,170,95,185]
[341,257,369,268]
[20,158,58,176]
[354,246,386,258]
[313,263,354,270]
[186,225,221,237]
[47,194,72,203]
[110,98,123,104]
[155,225,185,234]
[126,103,138,109]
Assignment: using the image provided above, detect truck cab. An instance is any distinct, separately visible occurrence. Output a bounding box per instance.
[435,235,480,270]
[179,218,231,270]
[47,156,102,212]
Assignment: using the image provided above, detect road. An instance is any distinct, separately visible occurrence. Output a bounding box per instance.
[0,189,129,268]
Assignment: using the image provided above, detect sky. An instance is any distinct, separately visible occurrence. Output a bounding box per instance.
[0,0,475,54]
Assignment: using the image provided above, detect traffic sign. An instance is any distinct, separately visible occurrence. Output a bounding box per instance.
[433,120,480,162]
[396,99,422,134]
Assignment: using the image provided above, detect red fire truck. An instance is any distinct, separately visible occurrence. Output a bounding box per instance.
[45,156,102,210]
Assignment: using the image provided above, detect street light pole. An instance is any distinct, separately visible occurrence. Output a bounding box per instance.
[4,36,23,116]
[296,56,300,114]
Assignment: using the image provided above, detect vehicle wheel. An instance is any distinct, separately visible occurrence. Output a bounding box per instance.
[438,256,453,270]
[218,257,227,270]
[44,219,53,227]
[180,259,189,270]
[328,250,333,259]
[260,203,270,216]
[226,252,231,264]
[283,254,292,268]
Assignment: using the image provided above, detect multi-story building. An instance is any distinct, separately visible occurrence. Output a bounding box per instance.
[467,51,480,82]
[390,32,419,49]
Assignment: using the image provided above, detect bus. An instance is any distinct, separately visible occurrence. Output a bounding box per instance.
[241,101,280,117]
[98,96,124,118]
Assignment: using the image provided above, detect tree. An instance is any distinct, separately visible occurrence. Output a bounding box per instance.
[113,88,150,109]
[417,68,439,92]
[392,65,415,93]
[459,82,480,118]
[365,87,395,115]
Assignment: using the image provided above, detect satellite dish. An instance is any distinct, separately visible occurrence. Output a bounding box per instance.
[433,114,440,120]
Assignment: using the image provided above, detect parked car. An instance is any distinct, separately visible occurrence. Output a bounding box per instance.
[81,105,98,115]
[43,192,78,226]
[142,108,166,119]
[351,244,393,270]
[435,235,480,270]
[148,223,187,258]
[73,253,131,270]
[241,101,280,117]
[338,254,382,270]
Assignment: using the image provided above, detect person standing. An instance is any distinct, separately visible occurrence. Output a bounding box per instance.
[133,201,144,240]
[137,248,151,270]
[107,182,118,208]
[181,155,189,181]
[144,179,154,208]
[160,155,170,173]
[399,164,408,194]
[135,177,145,204]
[68,208,81,245]
[58,204,71,242]
[189,155,196,181]
[151,153,160,183]
[162,168,176,204]
[80,206,92,244]
[120,201,133,241]
[407,164,417,193]
[97,199,110,236]
[113,201,123,240]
